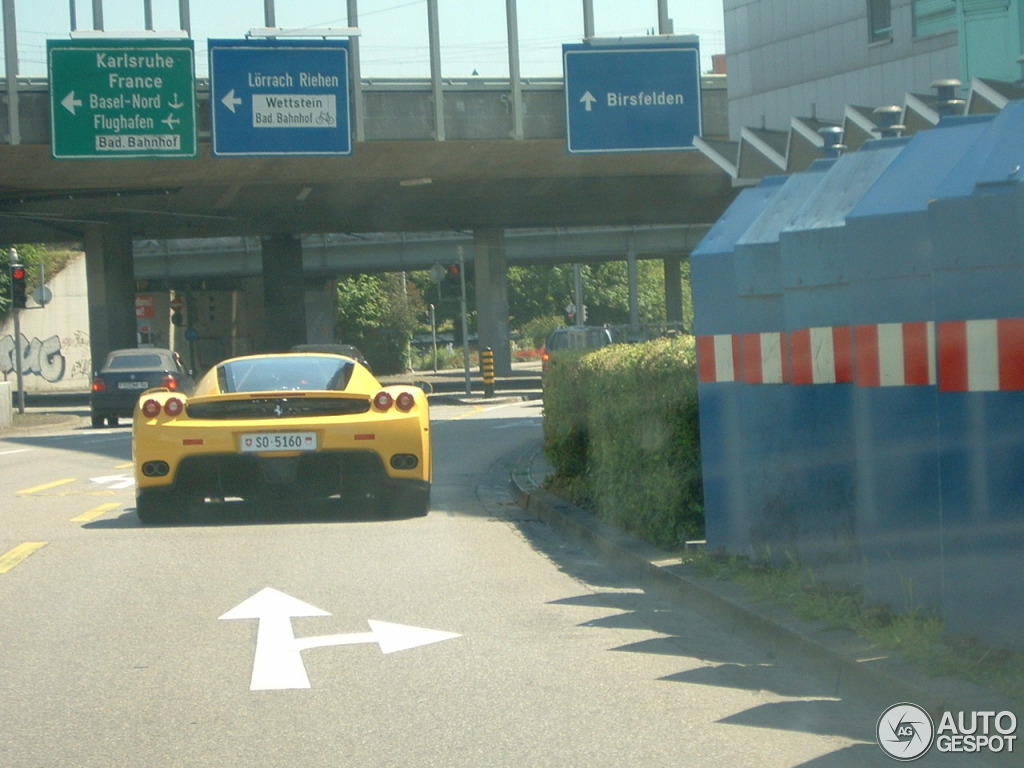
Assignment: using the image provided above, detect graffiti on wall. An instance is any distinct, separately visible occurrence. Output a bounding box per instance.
[67,330,92,380]
[0,333,68,383]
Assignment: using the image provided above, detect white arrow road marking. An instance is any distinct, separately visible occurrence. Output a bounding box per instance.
[296,621,462,655]
[61,91,83,115]
[220,588,461,691]
[90,474,135,490]
[221,89,243,113]
[580,90,597,112]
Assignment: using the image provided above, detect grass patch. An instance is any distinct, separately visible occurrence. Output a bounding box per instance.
[682,549,1024,709]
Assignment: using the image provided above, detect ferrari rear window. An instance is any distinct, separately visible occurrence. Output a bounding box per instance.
[217,355,355,393]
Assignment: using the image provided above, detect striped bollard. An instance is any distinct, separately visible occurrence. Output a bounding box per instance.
[481,347,495,398]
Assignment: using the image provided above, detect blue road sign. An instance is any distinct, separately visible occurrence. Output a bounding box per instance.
[209,39,351,157]
[563,40,701,154]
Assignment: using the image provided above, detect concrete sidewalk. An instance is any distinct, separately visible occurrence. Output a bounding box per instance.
[510,440,1019,757]
[1,390,91,433]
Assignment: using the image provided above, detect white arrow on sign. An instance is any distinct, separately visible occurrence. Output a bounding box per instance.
[221,89,243,113]
[61,91,83,115]
[579,90,597,112]
[220,588,461,691]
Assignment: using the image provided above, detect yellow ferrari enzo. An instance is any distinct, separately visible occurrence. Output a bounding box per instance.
[132,351,430,524]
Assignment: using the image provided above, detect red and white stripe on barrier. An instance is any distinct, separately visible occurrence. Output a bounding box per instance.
[698,316,1024,391]
[855,321,935,387]
[790,326,853,385]
[741,332,787,384]
[697,334,742,383]
[938,318,1024,392]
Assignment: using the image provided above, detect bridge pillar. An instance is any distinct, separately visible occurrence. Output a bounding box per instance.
[85,224,137,374]
[261,234,308,352]
[664,255,684,328]
[473,229,512,376]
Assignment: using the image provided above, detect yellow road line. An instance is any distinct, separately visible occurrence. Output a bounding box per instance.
[0,542,48,574]
[17,478,75,495]
[70,502,122,523]
[450,405,488,421]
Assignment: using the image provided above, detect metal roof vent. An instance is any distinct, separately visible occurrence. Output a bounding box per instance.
[872,105,905,138]
[931,79,965,117]
[819,126,846,159]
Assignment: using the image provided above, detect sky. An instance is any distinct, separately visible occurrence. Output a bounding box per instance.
[3,0,725,79]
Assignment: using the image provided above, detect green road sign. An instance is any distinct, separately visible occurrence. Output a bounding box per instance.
[47,38,196,159]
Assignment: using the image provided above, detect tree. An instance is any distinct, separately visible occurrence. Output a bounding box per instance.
[335,272,426,374]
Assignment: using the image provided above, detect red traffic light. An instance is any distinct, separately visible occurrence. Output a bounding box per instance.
[10,264,28,309]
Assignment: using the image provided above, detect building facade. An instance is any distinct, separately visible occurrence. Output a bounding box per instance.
[703,0,1024,184]
[723,0,961,139]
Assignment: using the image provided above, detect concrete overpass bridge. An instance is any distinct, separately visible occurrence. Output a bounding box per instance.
[2,25,733,373]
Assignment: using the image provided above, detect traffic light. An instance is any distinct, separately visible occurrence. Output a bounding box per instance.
[10,264,27,309]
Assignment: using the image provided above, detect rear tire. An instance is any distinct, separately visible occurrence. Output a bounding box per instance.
[91,414,104,428]
[136,489,180,525]
[388,482,430,518]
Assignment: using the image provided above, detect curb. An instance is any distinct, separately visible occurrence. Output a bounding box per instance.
[2,411,88,434]
[427,392,540,407]
[509,442,1019,751]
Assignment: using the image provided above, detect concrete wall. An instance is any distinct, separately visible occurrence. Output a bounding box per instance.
[1,254,92,393]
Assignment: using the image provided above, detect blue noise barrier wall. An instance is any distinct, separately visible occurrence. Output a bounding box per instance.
[693,102,1024,649]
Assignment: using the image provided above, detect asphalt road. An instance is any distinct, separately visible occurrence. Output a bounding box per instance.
[1,400,915,767]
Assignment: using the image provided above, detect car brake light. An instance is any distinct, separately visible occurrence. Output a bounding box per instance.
[373,391,394,411]
[164,397,184,417]
[541,348,550,362]
[162,374,179,390]
[91,377,107,392]
[141,399,162,418]
[396,391,415,412]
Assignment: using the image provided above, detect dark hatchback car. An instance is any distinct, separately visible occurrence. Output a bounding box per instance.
[541,326,616,372]
[90,348,195,428]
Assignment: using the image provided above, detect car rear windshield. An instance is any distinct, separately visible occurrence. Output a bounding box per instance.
[548,329,612,350]
[106,353,166,369]
[216,356,355,393]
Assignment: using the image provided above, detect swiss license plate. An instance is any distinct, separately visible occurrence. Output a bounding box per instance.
[240,432,318,452]
[117,381,149,390]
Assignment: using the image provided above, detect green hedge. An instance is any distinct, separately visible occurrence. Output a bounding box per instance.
[542,337,703,546]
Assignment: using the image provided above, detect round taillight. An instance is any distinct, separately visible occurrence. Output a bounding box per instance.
[373,391,394,411]
[164,397,184,417]
[141,399,162,418]
[396,391,415,412]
